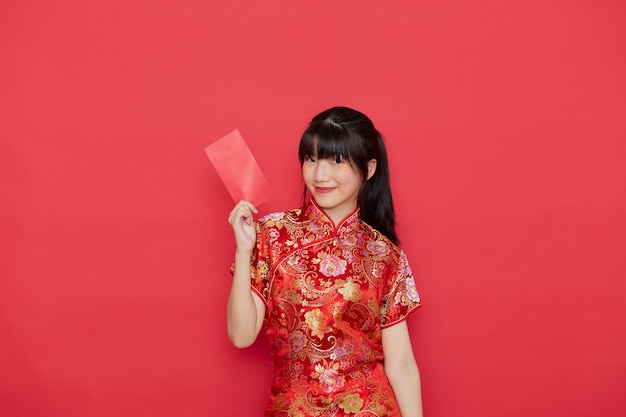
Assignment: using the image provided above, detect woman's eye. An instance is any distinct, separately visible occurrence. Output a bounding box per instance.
[306,157,316,163]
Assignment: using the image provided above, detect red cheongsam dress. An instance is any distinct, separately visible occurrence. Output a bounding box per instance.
[249,198,421,417]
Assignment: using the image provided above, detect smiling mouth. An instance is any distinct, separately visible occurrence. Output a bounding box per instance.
[315,187,335,194]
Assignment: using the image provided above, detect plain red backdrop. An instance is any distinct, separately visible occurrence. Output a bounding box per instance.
[1,1,625,416]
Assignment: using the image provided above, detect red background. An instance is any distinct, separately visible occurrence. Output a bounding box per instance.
[1,1,625,416]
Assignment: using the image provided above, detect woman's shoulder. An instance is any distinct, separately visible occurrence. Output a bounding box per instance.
[359,219,401,249]
[257,206,303,229]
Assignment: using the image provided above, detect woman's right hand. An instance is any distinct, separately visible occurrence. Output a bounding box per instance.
[228,200,258,254]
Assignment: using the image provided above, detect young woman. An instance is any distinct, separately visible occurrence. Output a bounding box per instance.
[227,106,423,417]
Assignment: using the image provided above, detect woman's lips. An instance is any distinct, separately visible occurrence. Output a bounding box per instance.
[315,187,335,194]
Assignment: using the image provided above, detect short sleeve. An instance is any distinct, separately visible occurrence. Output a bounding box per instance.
[379,249,421,328]
[230,221,271,305]
[249,222,271,304]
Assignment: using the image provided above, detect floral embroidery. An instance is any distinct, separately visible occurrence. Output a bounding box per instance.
[265,212,285,221]
[394,291,408,306]
[274,393,288,410]
[318,253,347,277]
[304,308,328,339]
[406,276,420,302]
[369,401,387,415]
[315,364,346,393]
[245,199,420,416]
[284,288,303,305]
[366,240,390,257]
[337,234,358,247]
[257,260,269,276]
[338,393,364,414]
[330,339,355,361]
[290,330,307,352]
[338,282,362,302]
[371,261,386,279]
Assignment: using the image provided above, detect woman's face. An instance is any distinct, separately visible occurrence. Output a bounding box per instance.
[302,156,376,224]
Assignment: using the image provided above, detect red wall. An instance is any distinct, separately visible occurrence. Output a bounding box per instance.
[1,1,625,416]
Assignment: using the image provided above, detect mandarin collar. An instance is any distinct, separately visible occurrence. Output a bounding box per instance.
[304,198,361,236]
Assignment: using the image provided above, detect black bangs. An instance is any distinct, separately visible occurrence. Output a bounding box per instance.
[298,121,367,167]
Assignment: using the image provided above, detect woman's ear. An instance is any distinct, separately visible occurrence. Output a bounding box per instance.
[366,159,377,180]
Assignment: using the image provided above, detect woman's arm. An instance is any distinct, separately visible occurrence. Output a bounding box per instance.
[382,321,423,417]
[226,201,266,348]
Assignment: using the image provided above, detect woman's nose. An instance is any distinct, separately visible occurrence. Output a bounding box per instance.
[313,160,330,181]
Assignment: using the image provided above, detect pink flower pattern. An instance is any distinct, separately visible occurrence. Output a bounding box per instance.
[319,367,345,393]
[319,254,347,277]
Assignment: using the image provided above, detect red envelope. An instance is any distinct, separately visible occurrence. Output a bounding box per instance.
[204,129,272,206]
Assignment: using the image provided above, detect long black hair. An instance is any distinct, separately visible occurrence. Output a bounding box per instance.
[298,106,399,244]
